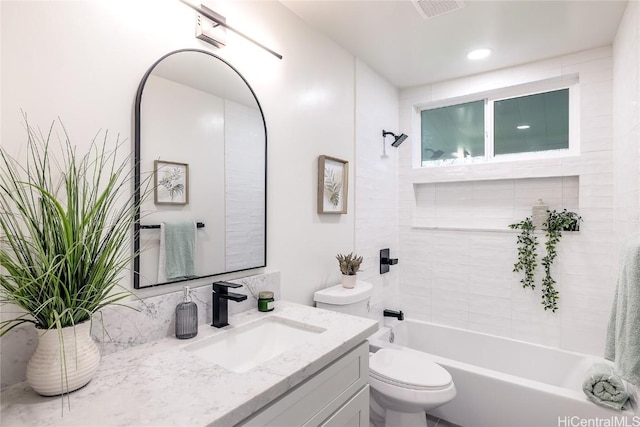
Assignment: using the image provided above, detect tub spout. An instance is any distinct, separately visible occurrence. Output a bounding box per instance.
[383,309,404,321]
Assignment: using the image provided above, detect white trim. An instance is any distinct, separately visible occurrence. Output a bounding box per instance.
[413,74,578,111]
[485,97,494,159]
[410,225,580,234]
[411,104,422,168]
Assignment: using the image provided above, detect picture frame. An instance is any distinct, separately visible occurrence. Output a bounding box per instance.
[318,155,348,214]
[154,160,189,205]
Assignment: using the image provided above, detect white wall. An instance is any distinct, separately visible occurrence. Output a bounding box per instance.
[613,0,640,249]
[0,0,356,305]
[399,47,616,356]
[354,59,400,322]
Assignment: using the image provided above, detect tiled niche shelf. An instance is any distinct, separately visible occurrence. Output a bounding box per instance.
[411,175,580,231]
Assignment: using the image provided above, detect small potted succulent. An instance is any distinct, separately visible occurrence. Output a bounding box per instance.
[336,252,363,288]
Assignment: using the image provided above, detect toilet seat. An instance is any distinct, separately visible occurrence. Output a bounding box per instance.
[369,348,452,391]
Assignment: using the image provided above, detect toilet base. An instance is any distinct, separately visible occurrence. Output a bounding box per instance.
[369,388,386,427]
[384,409,427,427]
[371,389,428,427]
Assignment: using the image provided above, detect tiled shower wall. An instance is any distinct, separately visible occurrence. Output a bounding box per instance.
[613,1,640,252]
[398,47,616,356]
[611,3,640,399]
[355,59,400,322]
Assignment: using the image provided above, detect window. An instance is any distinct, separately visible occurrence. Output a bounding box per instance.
[421,100,484,163]
[420,86,573,166]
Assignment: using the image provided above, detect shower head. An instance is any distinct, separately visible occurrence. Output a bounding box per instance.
[382,130,408,147]
[392,133,408,147]
[424,148,445,160]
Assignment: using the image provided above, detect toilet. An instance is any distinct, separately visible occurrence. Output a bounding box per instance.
[314,281,456,427]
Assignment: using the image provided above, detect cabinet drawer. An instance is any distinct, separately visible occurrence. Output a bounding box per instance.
[238,341,368,427]
[320,385,369,427]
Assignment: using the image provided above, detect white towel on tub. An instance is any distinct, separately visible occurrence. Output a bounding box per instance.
[582,363,630,411]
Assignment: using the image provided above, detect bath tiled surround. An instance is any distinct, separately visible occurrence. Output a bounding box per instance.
[354,59,401,323]
[398,47,617,356]
[613,1,640,254]
[0,272,280,389]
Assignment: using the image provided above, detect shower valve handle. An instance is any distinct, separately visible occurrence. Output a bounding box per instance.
[380,248,398,274]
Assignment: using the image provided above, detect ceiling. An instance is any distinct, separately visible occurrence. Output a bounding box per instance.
[280,0,628,89]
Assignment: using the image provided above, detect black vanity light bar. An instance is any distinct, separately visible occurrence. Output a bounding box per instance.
[140,222,205,230]
[178,0,283,60]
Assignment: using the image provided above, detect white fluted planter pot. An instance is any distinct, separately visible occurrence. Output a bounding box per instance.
[341,274,357,289]
[26,321,100,396]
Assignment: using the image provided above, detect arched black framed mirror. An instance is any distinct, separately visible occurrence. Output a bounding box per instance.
[134,49,267,289]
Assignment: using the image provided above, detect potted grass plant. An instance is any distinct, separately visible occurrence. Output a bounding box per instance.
[336,252,363,289]
[0,120,146,396]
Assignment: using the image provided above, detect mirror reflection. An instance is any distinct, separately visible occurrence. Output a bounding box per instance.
[134,49,266,289]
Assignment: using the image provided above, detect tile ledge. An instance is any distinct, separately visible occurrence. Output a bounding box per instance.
[411,226,581,234]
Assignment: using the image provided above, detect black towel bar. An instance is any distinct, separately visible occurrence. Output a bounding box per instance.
[140,222,205,230]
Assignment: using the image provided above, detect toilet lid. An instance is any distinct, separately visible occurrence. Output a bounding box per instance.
[369,349,452,390]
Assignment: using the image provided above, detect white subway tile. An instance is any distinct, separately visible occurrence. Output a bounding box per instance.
[431,306,469,329]
[469,313,512,337]
[397,46,619,356]
[561,47,612,68]
[469,294,511,318]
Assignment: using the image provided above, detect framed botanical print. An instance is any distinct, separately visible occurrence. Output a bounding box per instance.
[154,160,189,205]
[318,155,348,214]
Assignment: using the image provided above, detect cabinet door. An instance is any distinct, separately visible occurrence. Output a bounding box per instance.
[320,385,369,427]
[238,342,368,427]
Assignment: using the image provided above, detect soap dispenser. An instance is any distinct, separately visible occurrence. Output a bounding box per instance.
[175,286,198,339]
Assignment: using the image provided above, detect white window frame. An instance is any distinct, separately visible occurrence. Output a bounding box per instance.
[412,75,580,168]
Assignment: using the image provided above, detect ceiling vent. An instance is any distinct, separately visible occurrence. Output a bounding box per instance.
[412,0,465,19]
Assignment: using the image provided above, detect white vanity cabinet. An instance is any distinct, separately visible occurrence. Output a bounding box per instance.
[237,341,369,427]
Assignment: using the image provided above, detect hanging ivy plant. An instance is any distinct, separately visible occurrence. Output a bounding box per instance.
[540,210,583,312]
[508,217,538,290]
[510,210,582,313]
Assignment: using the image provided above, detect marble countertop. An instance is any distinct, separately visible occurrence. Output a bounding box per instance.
[0,301,378,427]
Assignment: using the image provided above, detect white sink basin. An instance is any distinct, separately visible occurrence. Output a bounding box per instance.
[184,316,326,373]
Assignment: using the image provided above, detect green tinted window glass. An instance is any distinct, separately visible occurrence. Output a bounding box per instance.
[494,89,569,155]
[421,100,485,163]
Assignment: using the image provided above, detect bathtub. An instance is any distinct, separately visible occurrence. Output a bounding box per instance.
[368,319,637,427]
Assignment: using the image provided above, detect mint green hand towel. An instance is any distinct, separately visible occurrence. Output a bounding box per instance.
[163,221,196,280]
[583,363,630,411]
[605,233,640,386]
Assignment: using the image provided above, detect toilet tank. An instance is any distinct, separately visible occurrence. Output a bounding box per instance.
[313,281,373,318]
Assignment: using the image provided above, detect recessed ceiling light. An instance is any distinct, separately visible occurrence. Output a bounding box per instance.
[466,48,492,60]
[517,125,531,130]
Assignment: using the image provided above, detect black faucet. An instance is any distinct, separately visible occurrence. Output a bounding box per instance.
[383,309,404,321]
[212,281,248,328]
